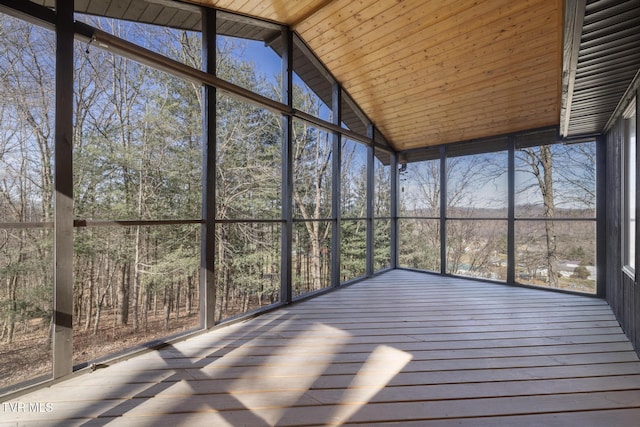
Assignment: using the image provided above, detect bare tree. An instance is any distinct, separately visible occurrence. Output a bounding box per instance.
[0,16,55,387]
[518,145,558,287]
[398,153,507,277]
[292,117,332,291]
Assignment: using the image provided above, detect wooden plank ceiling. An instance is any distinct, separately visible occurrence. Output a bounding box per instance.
[191,0,563,150]
[33,0,563,151]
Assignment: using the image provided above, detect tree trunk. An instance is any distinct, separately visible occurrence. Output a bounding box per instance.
[141,287,148,330]
[174,281,180,321]
[7,274,18,344]
[116,263,129,325]
[132,225,141,331]
[6,316,15,344]
[93,291,107,336]
[310,235,322,290]
[83,256,95,332]
[522,146,559,288]
[243,292,250,313]
[163,287,171,330]
[223,265,231,317]
[93,303,101,336]
[186,275,193,316]
[74,280,83,328]
[539,145,559,287]
[153,290,158,316]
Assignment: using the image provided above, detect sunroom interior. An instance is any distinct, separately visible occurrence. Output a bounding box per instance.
[1,0,640,424]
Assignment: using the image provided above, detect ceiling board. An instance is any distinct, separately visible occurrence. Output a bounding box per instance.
[62,0,557,150]
[32,0,563,150]
[191,0,562,150]
[346,41,556,105]
[37,0,560,150]
[307,1,533,67]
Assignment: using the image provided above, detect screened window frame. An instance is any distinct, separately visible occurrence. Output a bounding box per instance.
[622,98,637,278]
[396,134,599,292]
[0,1,388,397]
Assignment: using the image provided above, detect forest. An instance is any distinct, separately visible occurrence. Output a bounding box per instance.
[0,12,596,392]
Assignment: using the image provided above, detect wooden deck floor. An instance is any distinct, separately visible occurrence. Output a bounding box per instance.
[2,270,640,426]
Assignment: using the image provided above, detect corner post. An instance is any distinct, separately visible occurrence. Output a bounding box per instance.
[53,0,74,378]
[366,126,375,276]
[200,7,217,328]
[439,146,447,275]
[390,151,398,269]
[507,137,516,284]
[331,84,342,287]
[281,28,294,303]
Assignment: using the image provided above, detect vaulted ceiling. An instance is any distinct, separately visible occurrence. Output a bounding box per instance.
[30,0,640,153]
[192,0,563,150]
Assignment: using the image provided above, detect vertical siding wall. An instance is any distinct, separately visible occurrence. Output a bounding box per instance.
[606,117,640,354]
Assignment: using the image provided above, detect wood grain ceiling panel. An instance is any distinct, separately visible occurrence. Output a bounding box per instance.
[376,72,558,127]
[346,33,555,106]
[201,0,329,25]
[188,0,562,150]
[326,7,554,87]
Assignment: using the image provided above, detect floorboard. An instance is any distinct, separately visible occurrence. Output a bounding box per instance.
[2,270,640,426]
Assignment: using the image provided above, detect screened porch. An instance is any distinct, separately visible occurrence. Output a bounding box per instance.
[1,1,640,425]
